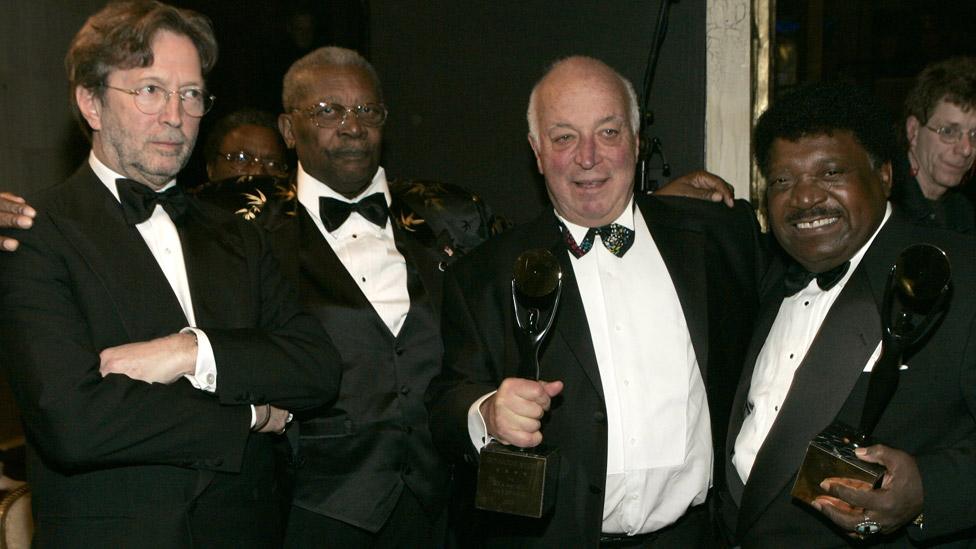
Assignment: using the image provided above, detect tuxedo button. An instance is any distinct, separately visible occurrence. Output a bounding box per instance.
[395,347,405,356]
[403,425,413,434]
[400,385,410,395]
[593,411,606,423]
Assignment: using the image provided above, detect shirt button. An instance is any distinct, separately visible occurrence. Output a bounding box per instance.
[630,437,637,445]
[352,234,358,238]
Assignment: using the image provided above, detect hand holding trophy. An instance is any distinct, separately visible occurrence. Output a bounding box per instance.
[792,244,952,529]
[476,249,563,518]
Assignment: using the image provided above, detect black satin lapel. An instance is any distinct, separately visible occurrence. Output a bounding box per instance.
[179,204,249,328]
[392,221,443,317]
[737,268,880,534]
[295,207,372,311]
[53,168,188,340]
[643,209,710,380]
[726,288,784,506]
[534,217,603,399]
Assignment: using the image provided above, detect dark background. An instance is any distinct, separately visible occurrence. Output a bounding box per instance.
[170,0,706,225]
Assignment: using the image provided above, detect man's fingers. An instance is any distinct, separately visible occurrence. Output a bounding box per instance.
[820,477,877,509]
[0,236,20,252]
[541,380,563,399]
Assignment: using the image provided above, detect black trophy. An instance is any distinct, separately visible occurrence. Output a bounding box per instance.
[792,244,951,506]
[476,249,563,518]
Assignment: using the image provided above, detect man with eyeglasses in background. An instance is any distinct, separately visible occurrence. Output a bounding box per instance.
[204,109,291,182]
[191,108,293,216]
[0,2,342,546]
[893,56,976,233]
[259,46,489,548]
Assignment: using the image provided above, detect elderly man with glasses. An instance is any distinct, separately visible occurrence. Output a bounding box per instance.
[893,56,976,233]
[254,45,497,548]
[0,2,342,546]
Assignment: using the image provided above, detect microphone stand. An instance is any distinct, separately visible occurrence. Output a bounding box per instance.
[636,0,679,194]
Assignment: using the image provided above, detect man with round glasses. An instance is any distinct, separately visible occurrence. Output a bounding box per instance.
[0,2,342,546]
[204,109,291,182]
[893,56,976,233]
[258,46,508,547]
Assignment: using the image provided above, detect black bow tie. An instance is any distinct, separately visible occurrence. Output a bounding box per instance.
[319,193,389,232]
[783,260,851,296]
[116,178,188,225]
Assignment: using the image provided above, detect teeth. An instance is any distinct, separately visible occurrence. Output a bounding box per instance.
[796,217,837,229]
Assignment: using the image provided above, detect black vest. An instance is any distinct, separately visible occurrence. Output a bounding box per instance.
[275,214,449,533]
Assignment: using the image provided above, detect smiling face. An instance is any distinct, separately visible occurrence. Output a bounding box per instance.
[528,60,638,228]
[766,132,892,273]
[906,99,976,199]
[278,64,382,198]
[77,30,202,189]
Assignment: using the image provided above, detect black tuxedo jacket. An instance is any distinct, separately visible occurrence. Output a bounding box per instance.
[258,197,451,532]
[0,165,341,548]
[724,214,976,547]
[426,195,766,547]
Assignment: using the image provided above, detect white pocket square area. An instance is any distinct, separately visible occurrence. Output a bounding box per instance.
[862,341,909,372]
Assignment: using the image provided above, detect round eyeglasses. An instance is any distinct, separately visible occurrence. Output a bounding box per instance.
[218,151,289,175]
[924,124,976,146]
[103,84,216,118]
[292,102,387,129]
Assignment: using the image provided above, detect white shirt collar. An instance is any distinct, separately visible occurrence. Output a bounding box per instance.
[88,151,177,201]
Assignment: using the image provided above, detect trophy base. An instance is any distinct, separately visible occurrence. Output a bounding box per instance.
[791,421,886,506]
[475,441,559,518]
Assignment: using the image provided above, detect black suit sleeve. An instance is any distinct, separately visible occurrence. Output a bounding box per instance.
[0,213,337,475]
[204,220,341,411]
[911,309,976,541]
[426,264,504,463]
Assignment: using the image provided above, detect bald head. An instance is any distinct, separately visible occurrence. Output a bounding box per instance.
[527,56,640,142]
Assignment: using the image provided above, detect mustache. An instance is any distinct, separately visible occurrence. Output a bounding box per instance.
[784,207,842,225]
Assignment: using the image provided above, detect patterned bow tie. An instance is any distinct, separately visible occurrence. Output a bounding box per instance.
[559,221,635,258]
[116,178,188,225]
[783,260,851,296]
[319,193,389,232]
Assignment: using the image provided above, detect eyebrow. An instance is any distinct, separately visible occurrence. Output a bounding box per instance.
[547,115,624,132]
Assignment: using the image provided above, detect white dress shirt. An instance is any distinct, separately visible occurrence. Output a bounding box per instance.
[469,199,712,535]
[296,163,409,335]
[89,152,217,392]
[733,205,892,484]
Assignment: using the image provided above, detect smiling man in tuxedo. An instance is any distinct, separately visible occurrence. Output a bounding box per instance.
[0,2,341,546]
[723,82,976,547]
[426,56,766,547]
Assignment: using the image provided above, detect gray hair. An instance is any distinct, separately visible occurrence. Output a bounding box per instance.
[527,56,641,142]
[281,46,382,111]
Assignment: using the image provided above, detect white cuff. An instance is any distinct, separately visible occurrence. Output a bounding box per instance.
[180,327,217,392]
[467,391,497,452]
[249,405,257,428]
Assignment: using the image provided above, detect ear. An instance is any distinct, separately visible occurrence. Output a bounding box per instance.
[206,162,215,180]
[278,113,296,149]
[76,86,102,131]
[906,116,920,148]
[528,133,544,174]
[878,160,893,198]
